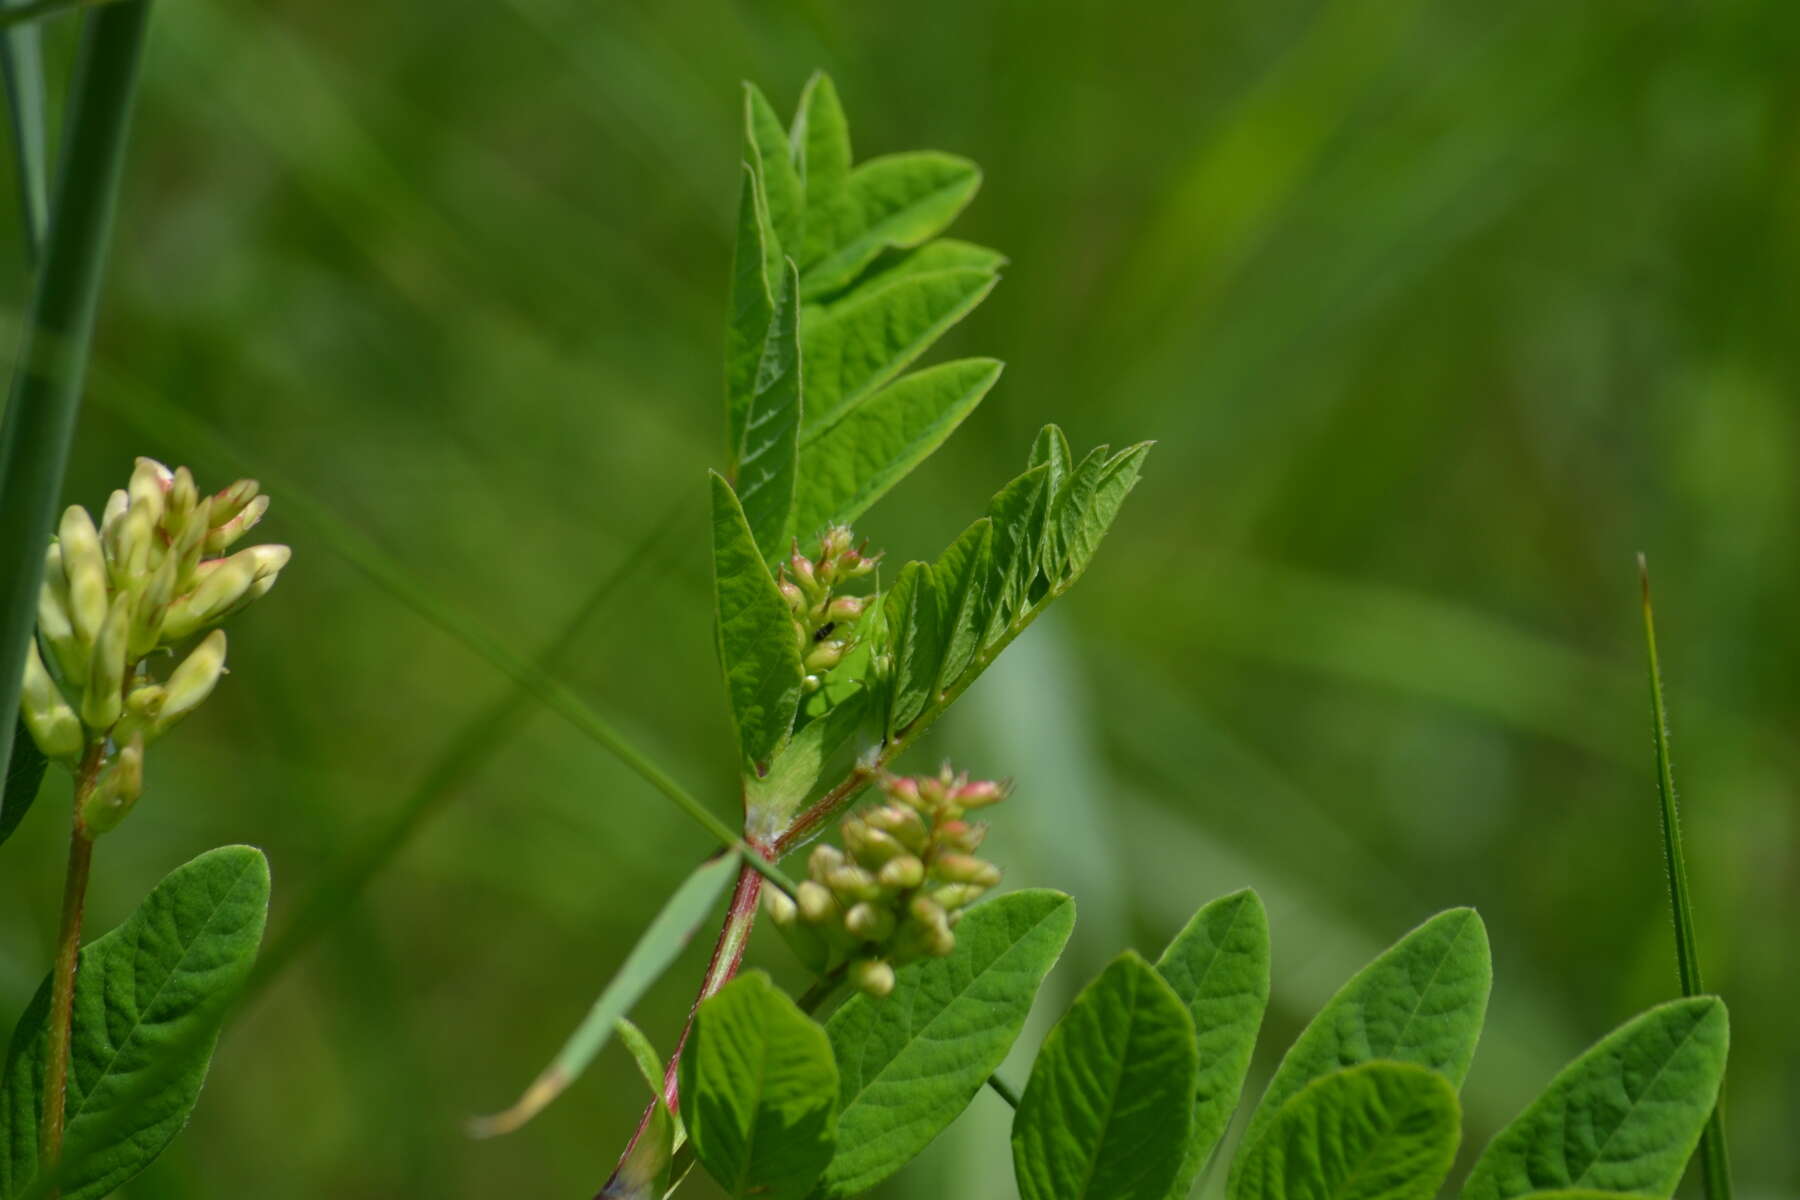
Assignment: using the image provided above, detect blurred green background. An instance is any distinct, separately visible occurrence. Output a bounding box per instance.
[2,0,1796,1195]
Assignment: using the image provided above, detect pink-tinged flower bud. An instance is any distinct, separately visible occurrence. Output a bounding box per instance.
[882,776,922,809]
[59,505,109,646]
[931,883,988,911]
[825,595,865,624]
[932,854,1001,888]
[788,551,817,593]
[21,641,83,762]
[951,779,1008,810]
[864,803,929,851]
[779,578,805,612]
[937,820,988,853]
[211,478,261,526]
[877,855,925,891]
[81,593,130,730]
[795,880,837,925]
[205,494,270,555]
[81,734,144,835]
[803,640,846,673]
[850,958,895,998]
[820,526,854,561]
[917,772,949,811]
[844,902,895,943]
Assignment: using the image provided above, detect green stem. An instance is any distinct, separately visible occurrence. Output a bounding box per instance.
[985,1073,1021,1109]
[0,0,149,822]
[41,743,101,1179]
[0,0,113,31]
[1638,554,1732,1200]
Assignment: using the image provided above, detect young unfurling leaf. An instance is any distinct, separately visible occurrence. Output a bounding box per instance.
[710,473,805,771]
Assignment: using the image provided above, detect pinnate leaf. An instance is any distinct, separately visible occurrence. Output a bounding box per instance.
[1229,1061,1461,1200]
[881,560,943,737]
[744,82,802,256]
[1234,906,1491,1188]
[726,163,780,470]
[1013,950,1199,1200]
[710,473,804,771]
[1156,888,1272,1198]
[804,152,982,297]
[679,972,837,1200]
[737,258,803,560]
[1461,996,1728,1200]
[819,889,1076,1198]
[0,845,270,1200]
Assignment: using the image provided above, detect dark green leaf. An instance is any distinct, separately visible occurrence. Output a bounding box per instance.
[0,720,46,849]
[744,82,802,256]
[793,358,1001,542]
[1064,441,1152,584]
[804,152,983,297]
[0,845,270,1200]
[738,259,803,560]
[1461,997,1729,1200]
[801,267,998,434]
[726,163,778,469]
[1012,951,1198,1200]
[680,972,837,1200]
[710,473,805,771]
[1229,1062,1461,1200]
[882,560,942,737]
[931,518,993,692]
[794,72,853,276]
[820,889,1075,1198]
[1155,888,1272,1198]
[981,463,1051,646]
[1234,907,1491,1188]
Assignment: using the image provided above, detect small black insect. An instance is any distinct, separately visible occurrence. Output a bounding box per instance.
[812,621,837,643]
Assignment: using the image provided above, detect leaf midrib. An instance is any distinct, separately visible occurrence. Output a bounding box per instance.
[1568,1008,1710,1188]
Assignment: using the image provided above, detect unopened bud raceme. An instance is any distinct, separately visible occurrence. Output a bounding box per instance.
[778,525,879,693]
[762,765,1011,997]
[17,458,288,835]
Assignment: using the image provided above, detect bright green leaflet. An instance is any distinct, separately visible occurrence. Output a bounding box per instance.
[680,972,838,1200]
[471,853,739,1137]
[817,239,1006,308]
[1155,888,1272,1198]
[0,845,269,1200]
[881,560,943,737]
[930,517,992,693]
[819,889,1076,1199]
[710,473,805,771]
[803,152,983,298]
[0,720,44,849]
[792,358,1003,541]
[737,258,803,560]
[1012,950,1199,1200]
[725,163,778,472]
[743,83,802,255]
[1229,1062,1461,1200]
[1234,906,1490,1192]
[793,72,853,279]
[1461,997,1729,1200]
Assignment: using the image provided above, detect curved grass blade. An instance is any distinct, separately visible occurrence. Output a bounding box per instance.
[0,0,150,826]
[0,720,45,849]
[1461,996,1729,1200]
[468,852,740,1138]
[1,0,48,258]
[1638,555,1731,1200]
[0,0,114,31]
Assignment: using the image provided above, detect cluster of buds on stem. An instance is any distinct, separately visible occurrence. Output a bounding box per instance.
[20,458,289,834]
[779,525,878,693]
[765,766,1008,998]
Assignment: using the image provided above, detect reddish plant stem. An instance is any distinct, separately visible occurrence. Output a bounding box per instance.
[42,742,102,1186]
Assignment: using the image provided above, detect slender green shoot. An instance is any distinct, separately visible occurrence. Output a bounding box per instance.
[1638,553,1732,1200]
[1,0,50,258]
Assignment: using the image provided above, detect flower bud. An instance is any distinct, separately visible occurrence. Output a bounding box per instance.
[81,734,144,835]
[128,458,170,525]
[129,556,179,659]
[81,593,130,730]
[951,779,1008,810]
[778,578,805,613]
[167,467,199,532]
[762,885,798,927]
[801,673,822,694]
[808,844,845,877]
[931,883,988,911]
[795,880,837,925]
[864,803,928,850]
[804,640,846,673]
[850,958,895,998]
[99,489,130,542]
[819,526,854,561]
[825,864,879,905]
[37,546,86,684]
[59,505,109,646]
[937,819,987,853]
[205,494,269,555]
[115,504,157,584]
[787,551,817,594]
[932,854,1001,888]
[21,641,84,762]
[877,855,925,891]
[211,478,261,527]
[155,631,227,736]
[842,818,904,867]
[825,595,865,624]
[844,902,895,943]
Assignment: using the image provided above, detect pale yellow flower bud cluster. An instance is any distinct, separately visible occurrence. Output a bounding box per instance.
[20,458,288,834]
[779,525,878,693]
[765,766,1008,997]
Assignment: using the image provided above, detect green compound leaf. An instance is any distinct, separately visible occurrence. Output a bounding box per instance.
[881,560,943,738]
[833,239,1007,299]
[801,267,999,435]
[819,889,1076,1199]
[795,356,1001,548]
[737,258,804,561]
[1013,950,1199,1200]
[726,163,780,470]
[710,473,805,772]
[803,152,983,298]
[1156,888,1272,1198]
[930,517,993,693]
[680,972,838,1200]
[1229,1062,1462,1200]
[469,853,739,1138]
[1461,997,1729,1200]
[1233,906,1491,1193]
[0,845,270,1200]
[1060,441,1151,586]
[794,72,853,277]
[0,720,46,850]
[744,82,802,257]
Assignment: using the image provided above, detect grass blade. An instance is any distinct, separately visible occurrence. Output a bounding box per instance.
[0,0,113,31]
[0,0,49,258]
[0,0,149,837]
[1638,554,1732,1200]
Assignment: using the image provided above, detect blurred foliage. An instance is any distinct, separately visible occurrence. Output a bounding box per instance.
[1,0,1795,1196]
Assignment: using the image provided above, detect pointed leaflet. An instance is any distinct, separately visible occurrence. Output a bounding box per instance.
[803,152,983,298]
[744,82,802,255]
[1232,907,1491,1192]
[801,266,999,434]
[820,890,1075,1198]
[932,518,993,693]
[1029,425,1074,580]
[1229,1062,1461,1200]
[0,846,269,1200]
[0,720,45,849]
[981,463,1052,647]
[679,972,838,1200]
[1156,889,1272,1198]
[1461,997,1728,1200]
[793,72,853,276]
[793,359,1002,542]
[470,853,739,1137]
[824,239,1007,307]
[1063,442,1152,584]
[882,560,942,737]
[726,164,779,471]
[1013,951,1199,1200]
[738,259,804,560]
[710,474,805,771]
